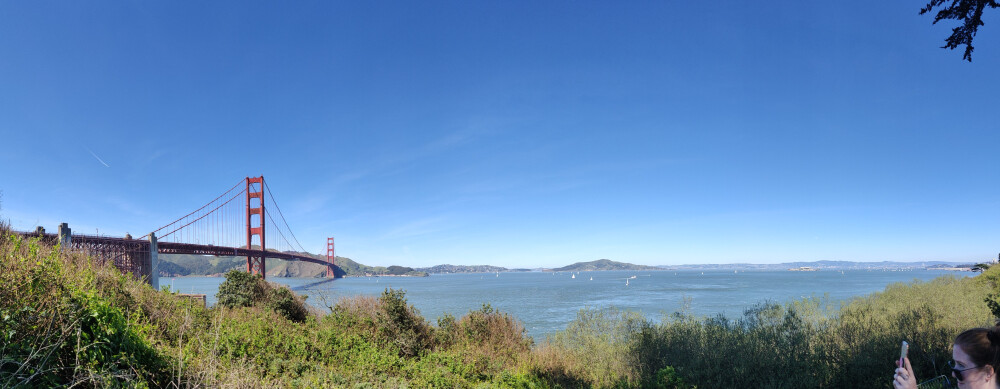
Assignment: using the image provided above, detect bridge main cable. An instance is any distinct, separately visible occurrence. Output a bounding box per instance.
[263,180,307,253]
[158,186,247,240]
[140,178,246,241]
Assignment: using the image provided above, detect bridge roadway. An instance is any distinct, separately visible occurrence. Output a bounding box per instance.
[17,231,327,265]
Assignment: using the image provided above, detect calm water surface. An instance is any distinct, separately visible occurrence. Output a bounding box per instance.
[167,269,966,340]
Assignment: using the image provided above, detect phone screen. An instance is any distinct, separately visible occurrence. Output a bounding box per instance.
[899,341,909,365]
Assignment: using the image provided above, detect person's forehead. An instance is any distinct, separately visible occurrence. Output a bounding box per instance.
[953,344,973,363]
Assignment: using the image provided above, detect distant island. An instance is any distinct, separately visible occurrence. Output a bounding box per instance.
[549,259,662,272]
[415,264,510,274]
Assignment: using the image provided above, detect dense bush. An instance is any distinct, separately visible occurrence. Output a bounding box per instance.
[216,269,309,323]
[216,269,265,308]
[542,307,650,386]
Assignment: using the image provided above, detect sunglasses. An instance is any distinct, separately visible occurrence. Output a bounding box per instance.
[947,360,980,381]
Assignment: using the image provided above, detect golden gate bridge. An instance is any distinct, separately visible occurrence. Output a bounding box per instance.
[14,176,335,289]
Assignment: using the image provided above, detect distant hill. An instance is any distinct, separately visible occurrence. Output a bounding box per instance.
[158,253,427,278]
[266,259,328,278]
[417,264,508,274]
[551,259,662,272]
[158,254,244,276]
[331,256,427,277]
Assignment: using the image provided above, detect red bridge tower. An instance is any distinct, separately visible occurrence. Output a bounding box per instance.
[326,237,336,277]
[246,176,266,278]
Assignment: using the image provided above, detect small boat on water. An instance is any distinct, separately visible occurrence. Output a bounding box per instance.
[589,276,593,281]
[571,274,575,279]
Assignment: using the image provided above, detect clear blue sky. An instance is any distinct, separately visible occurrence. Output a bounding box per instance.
[2,1,998,268]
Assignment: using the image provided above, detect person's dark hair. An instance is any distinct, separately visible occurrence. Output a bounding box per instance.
[954,326,1000,372]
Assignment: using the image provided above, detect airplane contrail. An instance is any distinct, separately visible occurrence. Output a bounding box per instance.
[85,147,110,168]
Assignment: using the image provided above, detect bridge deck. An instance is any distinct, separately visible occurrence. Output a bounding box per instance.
[15,231,327,266]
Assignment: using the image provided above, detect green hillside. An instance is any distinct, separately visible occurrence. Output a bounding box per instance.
[333,256,427,277]
[551,259,661,272]
[158,254,245,276]
[158,253,427,278]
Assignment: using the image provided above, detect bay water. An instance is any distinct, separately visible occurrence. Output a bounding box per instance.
[167,269,965,340]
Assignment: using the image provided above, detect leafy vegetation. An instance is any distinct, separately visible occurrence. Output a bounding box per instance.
[215,269,310,323]
[921,0,1000,61]
[0,226,554,387]
[5,221,999,388]
[1,224,174,387]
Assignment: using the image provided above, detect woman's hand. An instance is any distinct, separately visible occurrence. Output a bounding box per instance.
[893,357,917,389]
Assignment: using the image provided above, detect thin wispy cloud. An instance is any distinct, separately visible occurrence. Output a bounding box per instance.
[143,149,166,166]
[325,129,487,187]
[85,147,110,168]
[292,193,331,215]
[381,216,450,240]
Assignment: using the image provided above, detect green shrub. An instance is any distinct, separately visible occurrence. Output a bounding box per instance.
[379,288,433,357]
[216,269,310,323]
[650,366,692,389]
[542,307,649,387]
[216,269,265,308]
[266,285,309,323]
[435,312,457,347]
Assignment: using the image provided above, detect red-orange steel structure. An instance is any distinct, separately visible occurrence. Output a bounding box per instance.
[326,237,336,277]
[20,175,334,285]
[246,176,266,278]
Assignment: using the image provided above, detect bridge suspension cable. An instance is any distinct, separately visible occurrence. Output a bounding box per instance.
[139,176,316,268]
[141,178,248,249]
[263,180,307,254]
[158,187,246,242]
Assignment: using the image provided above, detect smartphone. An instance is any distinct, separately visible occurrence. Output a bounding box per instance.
[899,341,909,366]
